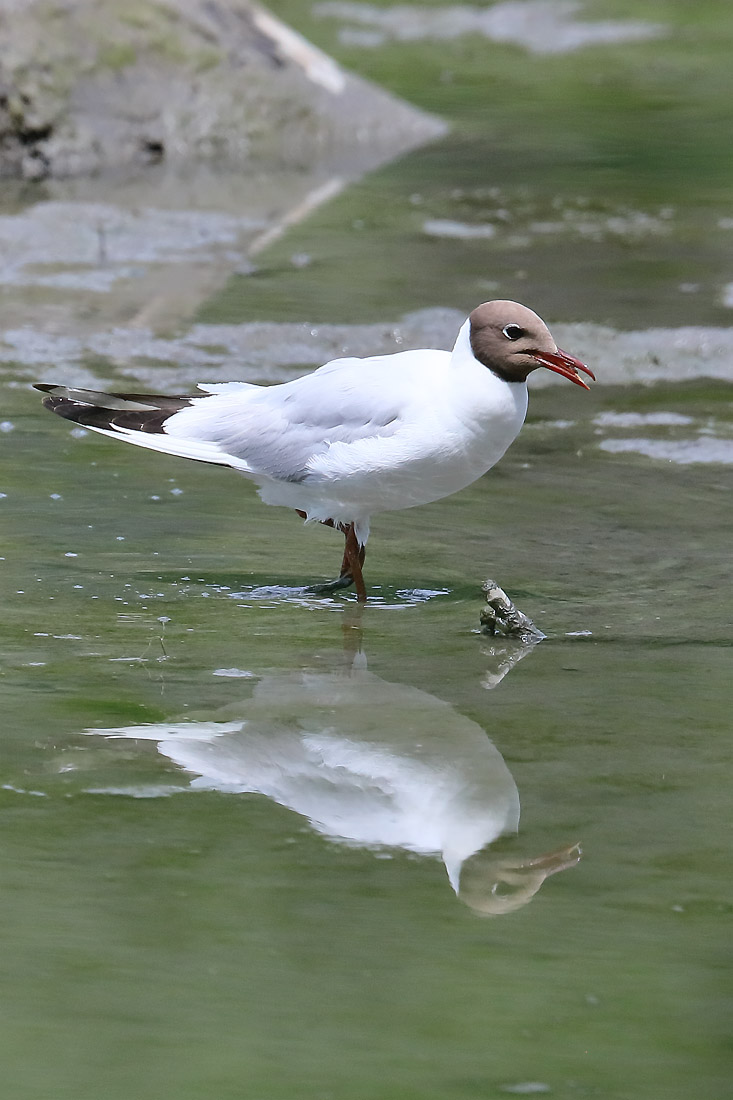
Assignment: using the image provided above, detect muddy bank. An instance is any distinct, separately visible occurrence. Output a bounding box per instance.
[4,303,733,392]
[0,178,355,335]
[0,0,444,180]
[314,1,664,53]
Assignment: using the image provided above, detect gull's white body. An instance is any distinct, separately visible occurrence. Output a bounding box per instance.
[38,299,594,596]
[90,319,528,544]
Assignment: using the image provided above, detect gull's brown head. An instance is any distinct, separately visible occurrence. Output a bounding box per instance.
[468,300,595,389]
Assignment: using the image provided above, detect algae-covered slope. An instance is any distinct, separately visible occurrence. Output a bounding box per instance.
[0,0,444,179]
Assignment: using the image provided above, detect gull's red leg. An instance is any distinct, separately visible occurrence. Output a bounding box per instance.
[296,510,358,595]
[343,522,367,603]
[338,532,351,579]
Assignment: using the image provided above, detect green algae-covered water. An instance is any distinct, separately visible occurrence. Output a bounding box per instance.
[3,379,731,1099]
[1,3,732,1097]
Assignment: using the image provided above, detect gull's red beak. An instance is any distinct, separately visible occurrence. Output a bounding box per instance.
[531,348,595,390]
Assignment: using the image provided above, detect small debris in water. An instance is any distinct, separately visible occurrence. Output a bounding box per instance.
[593,411,693,427]
[500,1084,551,1095]
[423,218,496,239]
[480,580,545,642]
[2,784,47,797]
[84,785,187,798]
[600,436,733,465]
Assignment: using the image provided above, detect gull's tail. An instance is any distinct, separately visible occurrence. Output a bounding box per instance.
[35,385,195,433]
[33,383,251,469]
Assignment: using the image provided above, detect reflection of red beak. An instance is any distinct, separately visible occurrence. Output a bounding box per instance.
[520,842,583,877]
[531,348,596,390]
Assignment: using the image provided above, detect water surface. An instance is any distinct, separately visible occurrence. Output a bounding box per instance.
[1,3,732,1096]
[2,375,731,1098]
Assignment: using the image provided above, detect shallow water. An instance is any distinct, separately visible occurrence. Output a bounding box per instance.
[2,2,733,1097]
[2,376,731,1098]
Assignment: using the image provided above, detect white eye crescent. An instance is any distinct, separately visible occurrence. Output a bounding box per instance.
[502,324,524,341]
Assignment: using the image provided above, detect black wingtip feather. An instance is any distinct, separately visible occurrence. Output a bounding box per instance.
[35,385,194,434]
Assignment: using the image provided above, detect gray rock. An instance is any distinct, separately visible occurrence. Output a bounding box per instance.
[0,0,445,179]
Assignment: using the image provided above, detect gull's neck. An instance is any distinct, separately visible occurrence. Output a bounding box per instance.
[450,317,529,395]
[450,317,511,379]
[450,317,526,387]
[448,317,529,438]
[450,317,474,365]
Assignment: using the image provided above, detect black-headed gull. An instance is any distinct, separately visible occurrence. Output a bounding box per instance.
[36,300,594,600]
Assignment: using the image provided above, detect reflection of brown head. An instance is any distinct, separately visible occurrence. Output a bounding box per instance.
[458,843,582,916]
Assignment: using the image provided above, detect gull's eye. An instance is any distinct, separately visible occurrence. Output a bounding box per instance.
[502,324,524,341]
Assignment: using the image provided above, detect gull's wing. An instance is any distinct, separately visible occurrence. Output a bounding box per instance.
[37,349,450,482]
[164,349,449,481]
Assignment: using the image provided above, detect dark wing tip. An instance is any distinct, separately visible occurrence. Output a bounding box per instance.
[35,385,195,433]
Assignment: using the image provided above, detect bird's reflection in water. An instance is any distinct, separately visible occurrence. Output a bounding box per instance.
[85,638,580,915]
